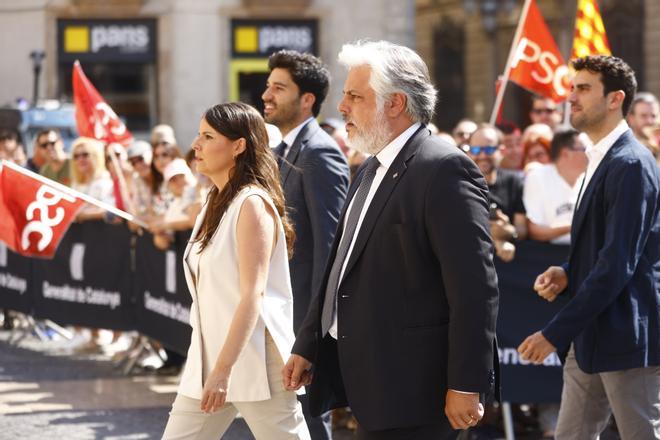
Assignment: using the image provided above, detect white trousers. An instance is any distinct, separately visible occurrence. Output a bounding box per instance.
[162,333,310,440]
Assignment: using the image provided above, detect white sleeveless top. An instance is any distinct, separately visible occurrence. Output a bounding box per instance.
[178,185,298,401]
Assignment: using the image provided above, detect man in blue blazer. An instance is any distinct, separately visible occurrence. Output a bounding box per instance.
[519,56,660,440]
[263,50,349,440]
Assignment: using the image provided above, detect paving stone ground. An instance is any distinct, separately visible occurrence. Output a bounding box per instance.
[0,329,270,439]
[0,327,621,440]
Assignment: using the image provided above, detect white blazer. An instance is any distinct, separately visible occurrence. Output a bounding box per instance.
[177,186,300,402]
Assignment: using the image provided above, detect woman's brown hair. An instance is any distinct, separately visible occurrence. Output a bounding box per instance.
[194,102,295,256]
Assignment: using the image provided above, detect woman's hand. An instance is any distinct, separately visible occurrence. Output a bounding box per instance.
[200,367,231,413]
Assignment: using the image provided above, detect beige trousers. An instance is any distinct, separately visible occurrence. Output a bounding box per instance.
[555,345,660,440]
[162,332,310,440]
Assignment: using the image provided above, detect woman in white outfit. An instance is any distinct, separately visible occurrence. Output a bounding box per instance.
[162,102,310,440]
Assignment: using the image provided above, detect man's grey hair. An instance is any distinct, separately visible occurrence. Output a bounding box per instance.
[631,92,659,113]
[338,40,437,125]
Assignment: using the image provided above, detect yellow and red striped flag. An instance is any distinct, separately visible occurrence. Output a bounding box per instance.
[571,0,611,59]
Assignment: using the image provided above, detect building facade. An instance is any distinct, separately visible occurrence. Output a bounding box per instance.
[416,0,658,131]
[0,0,414,146]
[2,0,654,142]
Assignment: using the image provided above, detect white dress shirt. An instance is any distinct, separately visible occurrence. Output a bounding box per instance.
[576,120,629,208]
[281,117,315,158]
[328,122,421,338]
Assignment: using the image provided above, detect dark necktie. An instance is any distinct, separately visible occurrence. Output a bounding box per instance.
[321,156,381,336]
[273,141,287,168]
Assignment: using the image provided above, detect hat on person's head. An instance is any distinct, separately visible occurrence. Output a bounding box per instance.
[126,140,152,159]
[163,158,195,183]
[151,124,177,146]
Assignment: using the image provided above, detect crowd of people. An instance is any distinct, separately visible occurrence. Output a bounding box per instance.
[1,42,659,440]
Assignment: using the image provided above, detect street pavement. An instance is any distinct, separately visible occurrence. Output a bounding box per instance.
[0,331,246,439]
[0,326,622,440]
[0,328,353,440]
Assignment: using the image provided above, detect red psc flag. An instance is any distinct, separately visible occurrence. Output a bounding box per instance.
[0,163,84,258]
[508,0,570,102]
[72,61,133,146]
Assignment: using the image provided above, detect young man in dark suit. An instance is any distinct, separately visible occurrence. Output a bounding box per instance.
[282,40,499,440]
[519,56,660,440]
[263,50,349,440]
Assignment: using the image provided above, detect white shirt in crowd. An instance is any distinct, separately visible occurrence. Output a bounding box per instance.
[164,185,200,224]
[523,164,581,245]
[73,173,115,212]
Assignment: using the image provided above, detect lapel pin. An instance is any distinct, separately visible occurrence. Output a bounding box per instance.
[392,172,398,179]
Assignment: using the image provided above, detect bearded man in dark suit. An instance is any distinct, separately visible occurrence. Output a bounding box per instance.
[283,40,499,440]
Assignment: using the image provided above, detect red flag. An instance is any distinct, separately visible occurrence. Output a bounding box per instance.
[0,162,84,258]
[73,61,133,146]
[508,0,571,102]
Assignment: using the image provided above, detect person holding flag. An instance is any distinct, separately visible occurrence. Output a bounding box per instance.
[0,61,144,259]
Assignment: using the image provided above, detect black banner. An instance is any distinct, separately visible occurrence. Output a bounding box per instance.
[495,241,570,403]
[133,231,192,355]
[0,224,574,402]
[31,221,135,330]
[0,243,32,314]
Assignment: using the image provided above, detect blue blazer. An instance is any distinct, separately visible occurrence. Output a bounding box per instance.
[279,119,349,332]
[542,129,660,374]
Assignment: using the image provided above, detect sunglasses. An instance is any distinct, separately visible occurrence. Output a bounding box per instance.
[466,145,498,155]
[73,151,90,160]
[39,140,56,149]
[532,108,556,114]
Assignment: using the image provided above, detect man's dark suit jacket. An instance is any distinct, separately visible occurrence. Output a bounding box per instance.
[292,125,499,431]
[280,119,349,332]
[542,130,660,374]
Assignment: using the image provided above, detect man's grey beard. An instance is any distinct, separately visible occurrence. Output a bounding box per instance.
[347,110,392,156]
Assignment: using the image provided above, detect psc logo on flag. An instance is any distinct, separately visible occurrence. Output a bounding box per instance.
[0,162,85,259]
[508,0,571,102]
